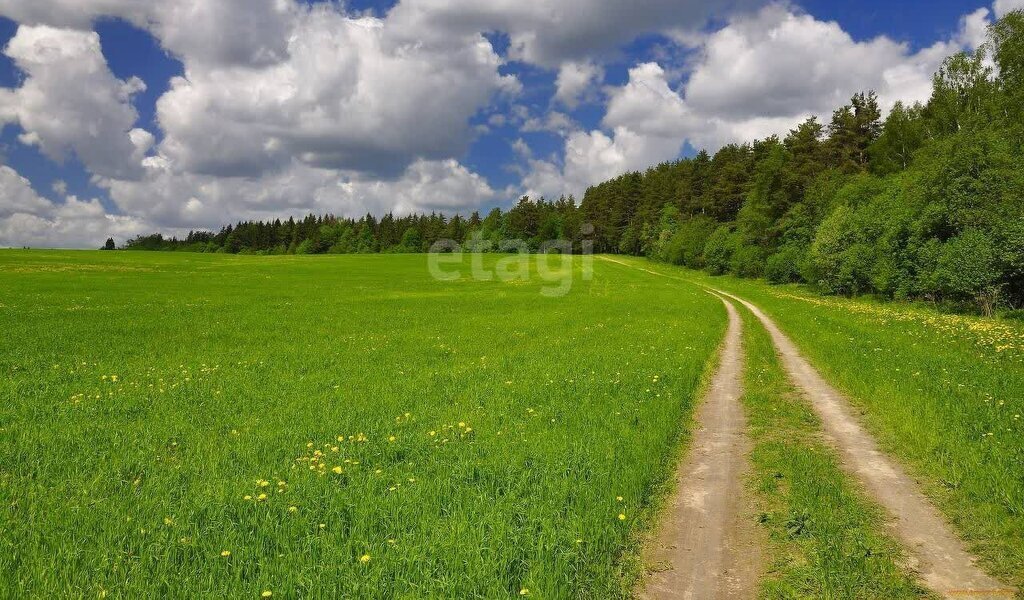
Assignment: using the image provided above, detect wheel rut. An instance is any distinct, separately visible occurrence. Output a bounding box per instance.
[714,289,1015,600]
[640,295,762,600]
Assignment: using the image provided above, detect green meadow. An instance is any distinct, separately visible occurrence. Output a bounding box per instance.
[0,250,725,598]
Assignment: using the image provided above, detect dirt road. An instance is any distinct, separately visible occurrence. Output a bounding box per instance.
[716,289,1014,600]
[640,296,762,599]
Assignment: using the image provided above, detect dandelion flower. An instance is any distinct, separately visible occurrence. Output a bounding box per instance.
[288,506,298,513]
[257,493,268,501]
[618,513,626,521]
[261,591,273,598]
[520,588,530,596]
[616,496,623,502]
[359,554,371,564]
[332,466,343,474]
[221,550,231,557]
[388,436,396,443]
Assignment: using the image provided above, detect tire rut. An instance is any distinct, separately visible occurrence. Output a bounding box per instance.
[715,289,1015,600]
[640,296,762,600]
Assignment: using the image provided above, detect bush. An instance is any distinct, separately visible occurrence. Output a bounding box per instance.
[703,226,737,275]
[932,230,1001,314]
[664,216,716,267]
[765,246,807,284]
[731,245,766,278]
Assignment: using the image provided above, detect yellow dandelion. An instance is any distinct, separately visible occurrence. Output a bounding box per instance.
[359,554,371,564]
[618,513,626,521]
[616,496,623,502]
[520,588,530,596]
[244,495,252,501]
[388,436,396,443]
[288,506,298,513]
[261,591,273,598]
[332,466,343,474]
[257,493,268,501]
[221,550,231,557]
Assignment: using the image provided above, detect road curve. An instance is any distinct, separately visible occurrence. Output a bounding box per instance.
[640,295,761,600]
[714,289,1014,600]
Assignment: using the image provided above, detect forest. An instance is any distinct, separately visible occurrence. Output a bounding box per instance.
[122,12,1024,313]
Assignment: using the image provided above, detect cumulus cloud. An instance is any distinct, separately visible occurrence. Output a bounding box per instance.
[155,7,517,179]
[526,3,988,199]
[0,0,295,66]
[98,157,498,231]
[0,0,1010,247]
[554,60,604,108]
[385,0,761,68]
[0,165,150,248]
[523,63,693,199]
[995,0,1024,17]
[0,25,150,179]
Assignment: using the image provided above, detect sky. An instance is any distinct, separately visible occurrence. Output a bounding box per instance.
[0,0,1020,247]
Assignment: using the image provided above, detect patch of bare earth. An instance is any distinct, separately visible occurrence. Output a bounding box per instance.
[640,297,763,600]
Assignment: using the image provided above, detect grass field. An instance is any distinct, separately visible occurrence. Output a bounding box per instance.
[0,250,726,598]
[614,257,1024,592]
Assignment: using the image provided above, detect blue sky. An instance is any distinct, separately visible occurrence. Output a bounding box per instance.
[0,0,1014,246]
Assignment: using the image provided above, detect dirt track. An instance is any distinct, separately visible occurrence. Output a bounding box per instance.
[716,289,1014,600]
[596,257,1012,598]
[640,296,762,599]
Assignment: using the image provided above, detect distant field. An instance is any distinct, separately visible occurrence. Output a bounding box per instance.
[0,251,724,598]
[612,257,1024,592]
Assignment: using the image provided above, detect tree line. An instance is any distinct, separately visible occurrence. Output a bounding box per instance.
[123,12,1024,314]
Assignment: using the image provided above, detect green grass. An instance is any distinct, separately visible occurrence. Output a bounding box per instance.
[617,257,1024,592]
[737,303,927,598]
[0,250,726,598]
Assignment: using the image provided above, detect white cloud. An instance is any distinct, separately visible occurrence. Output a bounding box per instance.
[523,62,692,199]
[0,0,1008,247]
[995,0,1024,17]
[554,60,604,107]
[385,0,761,68]
[0,25,150,179]
[0,165,150,248]
[521,110,576,136]
[155,7,516,179]
[0,0,295,67]
[98,157,498,231]
[524,3,988,199]
[959,8,993,49]
[683,5,958,124]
